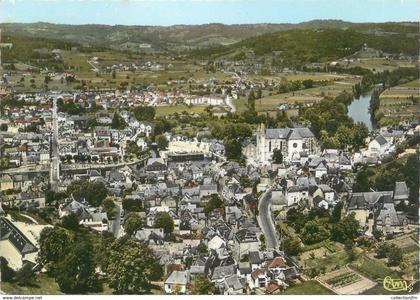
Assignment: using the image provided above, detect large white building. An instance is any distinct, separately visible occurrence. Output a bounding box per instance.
[254,124,319,163]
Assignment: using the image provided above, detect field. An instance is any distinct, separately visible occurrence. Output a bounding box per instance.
[344,58,418,73]
[254,79,358,112]
[6,49,234,92]
[318,267,376,295]
[155,104,208,117]
[376,80,419,126]
[350,255,401,282]
[282,280,335,295]
[1,274,114,295]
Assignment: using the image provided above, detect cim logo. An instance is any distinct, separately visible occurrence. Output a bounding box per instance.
[381,276,417,293]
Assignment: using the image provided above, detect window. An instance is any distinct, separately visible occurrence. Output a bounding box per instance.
[293,142,297,148]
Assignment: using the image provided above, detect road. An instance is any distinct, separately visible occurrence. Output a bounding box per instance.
[111,203,121,238]
[226,96,236,113]
[257,188,279,250]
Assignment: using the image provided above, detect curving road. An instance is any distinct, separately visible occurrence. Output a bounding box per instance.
[257,188,279,250]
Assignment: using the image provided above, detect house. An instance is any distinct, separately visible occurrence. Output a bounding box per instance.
[199,184,218,199]
[249,251,263,271]
[393,181,409,205]
[222,274,246,295]
[0,175,14,191]
[267,256,287,275]
[146,158,167,173]
[0,217,47,270]
[374,195,409,235]
[164,270,189,294]
[368,135,389,157]
[249,268,269,289]
[233,229,260,260]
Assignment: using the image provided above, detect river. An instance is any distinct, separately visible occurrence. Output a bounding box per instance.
[347,92,374,131]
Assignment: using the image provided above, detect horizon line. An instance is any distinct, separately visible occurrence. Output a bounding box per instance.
[0,19,417,27]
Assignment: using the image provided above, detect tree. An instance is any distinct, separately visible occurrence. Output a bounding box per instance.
[248,90,256,111]
[155,134,168,150]
[191,276,217,295]
[272,148,283,164]
[344,240,357,262]
[224,139,242,160]
[111,112,121,129]
[387,245,403,266]
[330,202,343,223]
[283,237,301,256]
[302,79,314,89]
[102,198,116,219]
[196,243,208,254]
[122,198,143,212]
[153,212,174,234]
[301,220,330,245]
[204,194,225,214]
[15,264,36,286]
[66,181,108,207]
[55,237,99,293]
[61,213,79,231]
[330,213,360,243]
[376,243,390,259]
[0,256,15,282]
[124,213,143,237]
[38,227,72,274]
[133,106,155,122]
[106,238,160,294]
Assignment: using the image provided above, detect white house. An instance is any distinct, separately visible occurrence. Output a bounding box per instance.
[368,135,390,157]
[164,270,189,294]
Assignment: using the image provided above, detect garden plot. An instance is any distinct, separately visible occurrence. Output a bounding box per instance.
[318,267,377,295]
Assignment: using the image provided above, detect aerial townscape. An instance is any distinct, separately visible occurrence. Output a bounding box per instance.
[0,1,419,297]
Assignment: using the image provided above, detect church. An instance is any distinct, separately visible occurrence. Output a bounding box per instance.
[244,124,320,164]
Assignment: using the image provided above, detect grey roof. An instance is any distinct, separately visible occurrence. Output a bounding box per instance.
[374,135,388,146]
[375,203,402,226]
[212,265,236,280]
[224,274,246,291]
[0,217,37,255]
[190,265,206,275]
[249,251,263,264]
[265,127,315,140]
[394,182,409,200]
[165,270,189,285]
[348,191,393,210]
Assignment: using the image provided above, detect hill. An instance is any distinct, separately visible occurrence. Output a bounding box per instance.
[191,27,419,66]
[1,20,417,52]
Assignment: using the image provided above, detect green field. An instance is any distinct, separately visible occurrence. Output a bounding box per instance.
[1,274,114,295]
[254,81,356,112]
[283,281,335,295]
[304,250,349,273]
[350,256,401,282]
[155,104,208,117]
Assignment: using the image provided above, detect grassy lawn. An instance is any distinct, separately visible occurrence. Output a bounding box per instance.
[7,211,35,224]
[350,255,401,282]
[254,81,355,112]
[283,281,335,295]
[155,104,208,116]
[303,250,349,273]
[2,274,63,295]
[2,274,114,295]
[234,96,249,113]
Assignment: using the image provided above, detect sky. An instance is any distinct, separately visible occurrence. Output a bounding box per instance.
[0,0,418,26]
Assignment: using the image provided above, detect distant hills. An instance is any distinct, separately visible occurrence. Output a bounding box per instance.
[1,20,418,52]
[191,27,419,65]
